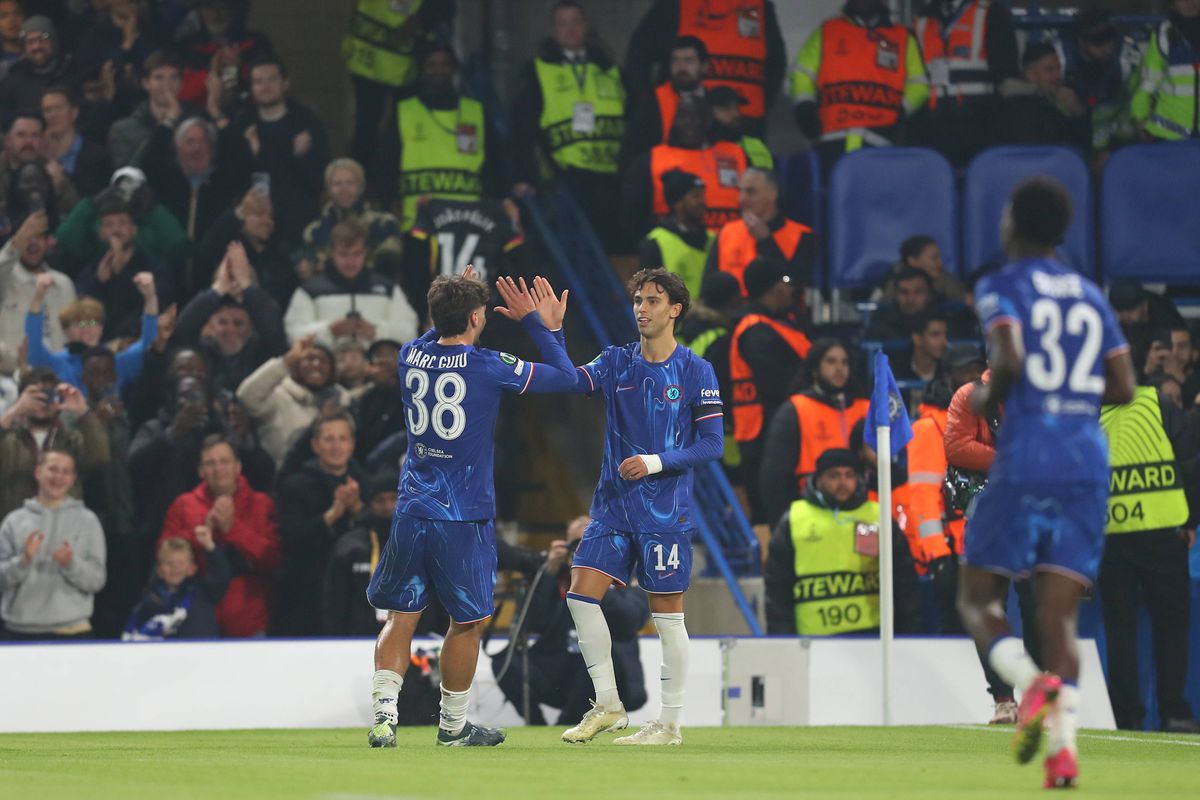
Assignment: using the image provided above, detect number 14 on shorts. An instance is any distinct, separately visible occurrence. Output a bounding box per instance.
[653,543,680,571]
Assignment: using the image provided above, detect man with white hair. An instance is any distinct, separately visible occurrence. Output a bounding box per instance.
[141,113,251,245]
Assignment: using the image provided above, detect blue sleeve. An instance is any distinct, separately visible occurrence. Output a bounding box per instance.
[492,314,589,394]
[689,357,723,408]
[115,315,157,389]
[973,276,1021,333]
[24,311,54,367]
[578,347,615,396]
[659,414,724,472]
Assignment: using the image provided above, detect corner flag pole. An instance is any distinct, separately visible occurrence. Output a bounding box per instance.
[876,424,894,727]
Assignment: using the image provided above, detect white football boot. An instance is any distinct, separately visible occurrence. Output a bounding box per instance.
[613,720,683,746]
[561,700,629,743]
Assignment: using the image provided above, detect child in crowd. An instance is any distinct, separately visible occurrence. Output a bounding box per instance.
[122,533,229,640]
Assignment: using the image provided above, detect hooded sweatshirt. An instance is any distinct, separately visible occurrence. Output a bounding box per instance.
[0,496,106,633]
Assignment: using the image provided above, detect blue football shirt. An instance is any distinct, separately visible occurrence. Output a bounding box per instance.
[579,343,723,533]
[395,318,569,521]
[974,258,1129,485]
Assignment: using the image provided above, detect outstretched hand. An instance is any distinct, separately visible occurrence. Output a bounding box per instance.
[494,276,536,321]
[530,276,568,330]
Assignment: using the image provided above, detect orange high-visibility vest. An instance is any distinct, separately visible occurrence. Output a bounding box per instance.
[656,82,680,144]
[790,394,870,478]
[816,17,910,134]
[867,483,923,568]
[729,314,811,442]
[904,406,965,562]
[716,217,812,295]
[678,0,769,119]
[914,0,992,109]
[650,142,748,231]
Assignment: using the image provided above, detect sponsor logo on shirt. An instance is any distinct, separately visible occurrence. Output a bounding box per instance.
[700,388,722,402]
[414,443,453,460]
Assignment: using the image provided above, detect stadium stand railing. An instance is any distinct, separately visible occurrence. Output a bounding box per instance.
[519,189,764,635]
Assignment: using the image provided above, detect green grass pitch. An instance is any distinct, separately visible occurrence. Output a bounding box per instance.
[2,726,1198,799]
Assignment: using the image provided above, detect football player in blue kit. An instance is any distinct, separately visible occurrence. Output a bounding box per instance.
[548,268,725,747]
[365,268,574,748]
[956,179,1136,788]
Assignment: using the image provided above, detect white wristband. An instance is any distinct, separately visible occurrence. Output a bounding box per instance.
[642,454,663,475]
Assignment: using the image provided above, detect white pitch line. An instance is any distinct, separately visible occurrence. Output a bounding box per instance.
[954,724,1200,747]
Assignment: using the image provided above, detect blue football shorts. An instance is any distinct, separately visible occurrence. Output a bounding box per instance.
[572,520,694,594]
[366,511,498,623]
[963,480,1108,586]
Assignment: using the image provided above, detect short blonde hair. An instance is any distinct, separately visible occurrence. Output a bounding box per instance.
[158,537,195,561]
[59,296,105,328]
[324,158,365,193]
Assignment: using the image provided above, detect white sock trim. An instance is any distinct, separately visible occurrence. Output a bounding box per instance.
[988,636,1039,692]
[439,684,471,736]
[371,669,404,724]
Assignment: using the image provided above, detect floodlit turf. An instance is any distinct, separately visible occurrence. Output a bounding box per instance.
[1,725,1198,799]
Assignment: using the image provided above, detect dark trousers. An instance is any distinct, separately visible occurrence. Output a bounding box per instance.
[558,168,624,253]
[493,646,597,725]
[935,567,1041,700]
[1099,530,1194,730]
[351,75,395,189]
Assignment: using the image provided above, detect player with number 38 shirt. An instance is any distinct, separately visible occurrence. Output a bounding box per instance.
[365,269,575,750]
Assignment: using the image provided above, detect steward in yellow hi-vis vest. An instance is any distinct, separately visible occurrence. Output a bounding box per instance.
[343,0,427,89]
[511,4,629,249]
[1100,386,1190,534]
[764,448,921,635]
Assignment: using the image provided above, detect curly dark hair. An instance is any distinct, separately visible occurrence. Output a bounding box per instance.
[428,274,490,336]
[627,267,690,319]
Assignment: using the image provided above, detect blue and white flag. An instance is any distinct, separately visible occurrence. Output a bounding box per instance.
[865,350,913,452]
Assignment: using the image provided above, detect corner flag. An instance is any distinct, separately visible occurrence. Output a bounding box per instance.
[865,351,913,452]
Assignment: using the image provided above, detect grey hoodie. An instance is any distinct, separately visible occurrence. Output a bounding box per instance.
[0,497,106,634]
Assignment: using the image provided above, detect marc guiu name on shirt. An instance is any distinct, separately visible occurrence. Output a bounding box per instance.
[405,350,469,370]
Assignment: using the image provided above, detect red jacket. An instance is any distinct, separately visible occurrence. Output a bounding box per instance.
[944,370,997,472]
[159,475,281,637]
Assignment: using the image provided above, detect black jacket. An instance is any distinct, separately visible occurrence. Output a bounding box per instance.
[765,481,921,635]
[228,100,330,248]
[272,458,367,636]
[171,286,289,395]
[138,121,252,246]
[190,208,297,304]
[74,248,174,342]
[0,55,78,125]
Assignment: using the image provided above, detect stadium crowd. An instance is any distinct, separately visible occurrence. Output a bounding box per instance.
[0,0,1196,732]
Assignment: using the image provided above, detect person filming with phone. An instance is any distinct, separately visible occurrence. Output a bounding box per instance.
[0,367,107,522]
[764,448,920,636]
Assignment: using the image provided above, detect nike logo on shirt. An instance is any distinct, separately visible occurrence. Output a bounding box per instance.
[616,386,635,392]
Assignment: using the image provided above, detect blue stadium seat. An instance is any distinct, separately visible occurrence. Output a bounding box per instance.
[826,148,958,289]
[1101,142,1200,284]
[963,146,1093,277]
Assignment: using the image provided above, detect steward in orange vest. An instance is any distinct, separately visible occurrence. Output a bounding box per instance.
[790,1,928,167]
[727,259,810,522]
[620,36,708,170]
[621,95,748,240]
[758,338,871,524]
[912,0,1019,166]
[624,1,788,136]
[706,167,816,298]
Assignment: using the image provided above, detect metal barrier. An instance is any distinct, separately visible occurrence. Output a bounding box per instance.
[520,188,764,636]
